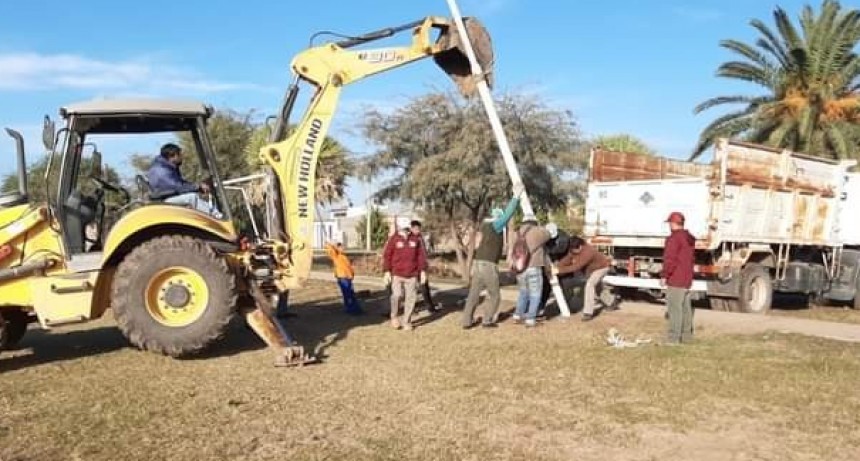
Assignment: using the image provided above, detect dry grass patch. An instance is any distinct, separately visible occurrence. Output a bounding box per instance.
[2,281,860,461]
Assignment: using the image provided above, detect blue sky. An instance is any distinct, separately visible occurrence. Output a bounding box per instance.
[0,0,815,205]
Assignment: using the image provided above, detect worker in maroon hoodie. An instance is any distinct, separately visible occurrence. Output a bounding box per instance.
[382,217,428,331]
[661,211,696,344]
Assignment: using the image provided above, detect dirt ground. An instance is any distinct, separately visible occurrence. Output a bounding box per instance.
[2,281,860,461]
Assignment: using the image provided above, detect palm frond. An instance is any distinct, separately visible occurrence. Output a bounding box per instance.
[693,95,771,114]
[716,61,775,87]
[751,19,792,68]
[720,39,777,71]
[690,109,757,160]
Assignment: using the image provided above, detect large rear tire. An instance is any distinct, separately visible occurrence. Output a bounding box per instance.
[737,264,773,314]
[0,309,29,351]
[112,235,237,357]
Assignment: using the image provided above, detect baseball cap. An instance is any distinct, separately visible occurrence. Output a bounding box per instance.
[666,211,685,224]
[396,217,411,230]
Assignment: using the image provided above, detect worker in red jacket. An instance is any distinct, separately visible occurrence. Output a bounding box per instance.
[382,217,428,331]
[661,211,696,344]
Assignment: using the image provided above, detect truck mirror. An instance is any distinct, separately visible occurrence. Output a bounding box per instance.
[42,115,56,151]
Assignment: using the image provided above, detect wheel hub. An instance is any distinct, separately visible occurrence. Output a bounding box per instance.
[145,266,209,327]
[164,283,191,308]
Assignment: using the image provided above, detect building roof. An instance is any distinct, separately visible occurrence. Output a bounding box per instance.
[60,98,212,118]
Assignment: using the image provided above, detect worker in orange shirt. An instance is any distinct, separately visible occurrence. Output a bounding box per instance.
[324,238,363,315]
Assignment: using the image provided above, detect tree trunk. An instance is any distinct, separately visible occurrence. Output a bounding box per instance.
[449,221,468,281]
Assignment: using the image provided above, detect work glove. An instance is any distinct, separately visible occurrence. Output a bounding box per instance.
[419,271,427,285]
[545,222,558,239]
[383,271,392,286]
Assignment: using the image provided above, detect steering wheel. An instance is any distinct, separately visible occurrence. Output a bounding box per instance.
[91,176,131,204]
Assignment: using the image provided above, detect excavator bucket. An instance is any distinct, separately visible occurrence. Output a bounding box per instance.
[434,17,494,98]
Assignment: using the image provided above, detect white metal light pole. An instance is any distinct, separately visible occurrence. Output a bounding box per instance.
[444,0,572,317]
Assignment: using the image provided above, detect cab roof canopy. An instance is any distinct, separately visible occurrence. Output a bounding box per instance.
[59,98,213,134]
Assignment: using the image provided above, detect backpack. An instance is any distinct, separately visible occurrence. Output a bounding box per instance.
[510,227,532,274]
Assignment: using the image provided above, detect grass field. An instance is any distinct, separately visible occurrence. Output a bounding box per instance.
[2,281,860,461]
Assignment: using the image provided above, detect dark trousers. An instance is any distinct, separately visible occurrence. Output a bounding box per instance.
[337,278,363,314]
[539,273,581,315]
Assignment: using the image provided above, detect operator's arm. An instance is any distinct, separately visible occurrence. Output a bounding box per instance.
[150,163,199,195]
[491,196,520,234]
[175,174,200,194]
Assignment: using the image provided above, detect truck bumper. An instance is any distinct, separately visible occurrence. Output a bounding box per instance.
[603,275,709,292]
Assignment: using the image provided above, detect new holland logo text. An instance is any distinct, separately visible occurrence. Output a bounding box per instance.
[297,118,323,219]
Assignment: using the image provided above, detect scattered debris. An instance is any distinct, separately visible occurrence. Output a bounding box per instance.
[606,327,652,348]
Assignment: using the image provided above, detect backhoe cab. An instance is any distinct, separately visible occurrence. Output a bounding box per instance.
[0,100,309,365]
[1,14,493,366]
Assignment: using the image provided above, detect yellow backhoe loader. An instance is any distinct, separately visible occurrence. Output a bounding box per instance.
[0,16,493,366]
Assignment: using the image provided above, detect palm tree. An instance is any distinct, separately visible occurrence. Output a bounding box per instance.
[692,0,860,160]
[245,124,351,204]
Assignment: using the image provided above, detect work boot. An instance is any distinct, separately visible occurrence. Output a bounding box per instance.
[581,313,594,322]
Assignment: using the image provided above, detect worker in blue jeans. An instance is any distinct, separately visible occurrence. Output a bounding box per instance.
[509,215,552,327]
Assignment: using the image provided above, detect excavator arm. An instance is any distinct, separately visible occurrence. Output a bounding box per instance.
[259,15,493,288]
[236,15,493,367]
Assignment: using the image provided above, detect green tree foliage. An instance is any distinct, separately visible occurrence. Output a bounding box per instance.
[359,91,583,279]
[693,0,860,160]
[2,154,122,208]
[355,207,389,250]
[591,134,656,155]
[244,123,351,204]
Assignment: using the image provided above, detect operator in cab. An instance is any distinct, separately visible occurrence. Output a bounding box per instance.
[147,143,223,219]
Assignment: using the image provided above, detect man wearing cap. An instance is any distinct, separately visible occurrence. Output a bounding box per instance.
[662,211,696,344]
[382,217,428,330]
[461,186,524,329]
[509,213,553,327]
[553,236,611,321]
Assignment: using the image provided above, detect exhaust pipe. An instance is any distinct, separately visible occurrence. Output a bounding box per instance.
[4,128,28,201]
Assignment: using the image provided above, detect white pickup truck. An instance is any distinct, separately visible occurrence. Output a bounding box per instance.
[583,138,860,313]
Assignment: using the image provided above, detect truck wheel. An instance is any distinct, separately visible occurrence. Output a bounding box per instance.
[738,264,773,314]
[0,309,29,350]
[112,235,237,357]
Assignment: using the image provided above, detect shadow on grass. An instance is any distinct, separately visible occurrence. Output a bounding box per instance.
[0,283,485,371]
[0,326,130,373]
